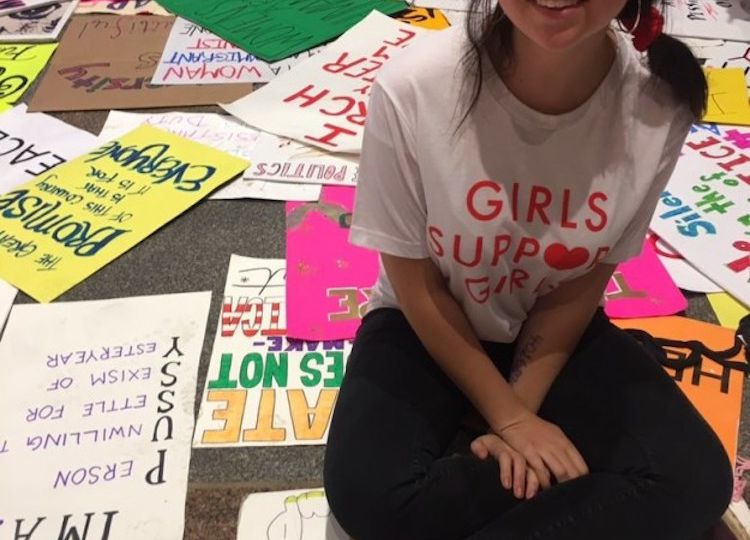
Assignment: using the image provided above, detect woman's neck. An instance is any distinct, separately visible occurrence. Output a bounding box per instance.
[496,29,617,115]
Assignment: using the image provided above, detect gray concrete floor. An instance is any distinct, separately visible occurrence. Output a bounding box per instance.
[9,89,749,539]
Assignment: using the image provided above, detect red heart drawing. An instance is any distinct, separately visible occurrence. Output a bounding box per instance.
[465,277,490,304]
[544,243,590,270]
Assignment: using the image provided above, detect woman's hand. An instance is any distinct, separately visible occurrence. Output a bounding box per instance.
[495,411,589,490]
[470,433,541,500]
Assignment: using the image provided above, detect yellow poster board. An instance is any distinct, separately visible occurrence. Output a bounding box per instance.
[0,44,57,112]
[703,68,750,127]
[708,292,749,330]
[615,317,743,464]
[0,124,249,302]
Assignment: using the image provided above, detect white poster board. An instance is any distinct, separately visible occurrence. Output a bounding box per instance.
[152,17,324,85]
[0,291,212,540]
[193,255,352,448]
[650,122,750,305]
[244,132,358,187]
[664,0,750,42]
[0,104,98,194]
[237,489,349,540]
[646,232,722,292]
[222,11,430,155]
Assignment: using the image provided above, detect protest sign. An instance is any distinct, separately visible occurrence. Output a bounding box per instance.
[76,0,169,15]
[0,43,56,111]
[664,0,750,42]
[707,292,748,328]
[0,124,249,302]
[98,110,259,162]
[0,0,59,16]
[218,177,322,201]
[286,187,377,340]
[650,122,750,306]
[222,11,430,154]
[0,1,75,42]
[603,240,687,318]
[28,15,253,112]
[152,17,317,85]
[98,111,317,200]
[237,489,347,540]
[646,232,722,293]
[244,132,358,187]
[156,0,408,62]
[703,68,750,126]
[0,104,98,195]
[194,255,351,447]
[0,291,211,540]
[615,317,744,464]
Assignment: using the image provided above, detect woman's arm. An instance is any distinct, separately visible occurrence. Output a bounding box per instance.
[382,253,529,434]
[509,263,616,413]
[382,253,589,493]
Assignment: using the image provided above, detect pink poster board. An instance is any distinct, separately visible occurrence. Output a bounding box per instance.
[286,186,378,340]
[604,240,687,318]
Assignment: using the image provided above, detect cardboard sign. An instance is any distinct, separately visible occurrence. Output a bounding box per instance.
[603,240,687,318]
[222,11,430,154]
[707,292,749,328]
[237,489,348,540]
[0,0,59,16]
[650,122,750,306]
[0,1,76,42]
[0,278,16,335]
[152,17,320,86]
[614,317,743,464]
[28,15,253,112]
[244,132,358,187]
[664,0,750,42]
[286,187,378,340]
[0,43,56,112]
[0,124,249,302]
[156,0,408,63]
[703,68,750,126]
[393,6,450,29]
[0,291,211,540]
[646,232,722,293]
[76,0,170,15]
[412,0,471,10]
[193,255,352,447]
[0,104,98,195]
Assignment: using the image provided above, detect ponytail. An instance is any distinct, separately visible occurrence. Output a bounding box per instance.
[645,31,708,120]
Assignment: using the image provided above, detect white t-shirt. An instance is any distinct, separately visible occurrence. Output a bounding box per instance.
[350,25,693,343]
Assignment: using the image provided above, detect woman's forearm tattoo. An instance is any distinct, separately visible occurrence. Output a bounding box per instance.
[509,334,543,384]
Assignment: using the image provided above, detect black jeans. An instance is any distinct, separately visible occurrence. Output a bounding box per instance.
[324,308,733,540]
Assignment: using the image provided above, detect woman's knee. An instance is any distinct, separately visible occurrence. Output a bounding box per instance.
[657,420,734,524]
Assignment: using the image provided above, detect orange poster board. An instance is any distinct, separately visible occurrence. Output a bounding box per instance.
[615,317,744,464]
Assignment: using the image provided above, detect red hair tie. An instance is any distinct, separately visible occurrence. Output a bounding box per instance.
[622,6,664,52]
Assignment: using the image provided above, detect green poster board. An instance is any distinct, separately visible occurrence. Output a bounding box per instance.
[157,0,408,62]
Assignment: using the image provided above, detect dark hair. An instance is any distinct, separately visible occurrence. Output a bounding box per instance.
[461,0,708,121]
